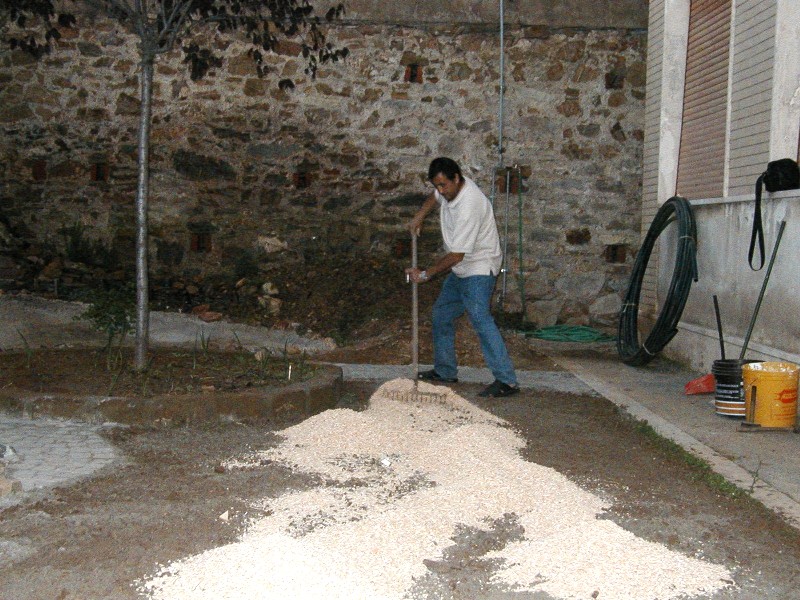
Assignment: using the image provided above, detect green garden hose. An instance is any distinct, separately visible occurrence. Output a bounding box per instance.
[617,195,698,366]
[526,325,615,343]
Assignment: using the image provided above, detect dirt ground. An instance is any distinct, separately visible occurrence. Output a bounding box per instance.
[1,295,800,598]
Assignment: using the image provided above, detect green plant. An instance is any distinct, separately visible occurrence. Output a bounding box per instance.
[633,420,745,498]
[295,350,309,380]
[192,328,212,370]
[139,357,155,396]
[107,364,125,396]
[232,331,244,352]
[199,329,211,353]
[62,222,116,268]
[255,347,272,380]
[78,284,135,368]
[16,329,33,369]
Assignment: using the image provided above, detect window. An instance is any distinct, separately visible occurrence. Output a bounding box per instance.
[675,0,731,199]
[604,244,627,264]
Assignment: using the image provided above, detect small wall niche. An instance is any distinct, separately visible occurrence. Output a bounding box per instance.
[190,232,213,253]
[404,63,424,83]
[604,244,627,263]
[91,162,110,182]
[494,167,529,194]
[293,171,313,189]
[31,159,47,181]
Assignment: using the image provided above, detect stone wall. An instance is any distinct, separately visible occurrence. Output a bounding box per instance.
[0,15,646,327]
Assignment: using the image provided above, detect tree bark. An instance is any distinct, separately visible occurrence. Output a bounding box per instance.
[134,58,154,371]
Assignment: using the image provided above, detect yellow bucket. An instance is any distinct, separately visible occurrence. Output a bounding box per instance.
[742,362,799,427]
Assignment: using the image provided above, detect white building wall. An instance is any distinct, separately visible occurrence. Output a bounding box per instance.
[644,0,800,371]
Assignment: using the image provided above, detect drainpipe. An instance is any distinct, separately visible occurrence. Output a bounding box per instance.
[500,168,511,306]
[490,0,506,207]
[498,0,506,171]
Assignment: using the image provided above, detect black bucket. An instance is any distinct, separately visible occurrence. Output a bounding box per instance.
[711,359,762,417]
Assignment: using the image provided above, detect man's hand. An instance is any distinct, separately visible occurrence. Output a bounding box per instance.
[408,192,438,236]
[408,215,424,236]
[404,267,429,283]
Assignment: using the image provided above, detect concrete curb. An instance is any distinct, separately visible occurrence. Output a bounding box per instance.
[0,364,343,426]
[554,354,800,533]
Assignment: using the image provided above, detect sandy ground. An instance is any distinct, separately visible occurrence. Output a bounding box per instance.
[1,373,799,598]
[1,294,800,599]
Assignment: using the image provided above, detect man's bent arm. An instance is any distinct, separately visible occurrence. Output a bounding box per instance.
[408,193,439,235]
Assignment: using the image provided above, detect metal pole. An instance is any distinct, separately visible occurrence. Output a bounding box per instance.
[712,294,725,360]
[501,169,511,304]
[739,220,786,360]
[498,0,505,170]
[411,233,419,377]
[490,0,506,209]
[516,165,526,318]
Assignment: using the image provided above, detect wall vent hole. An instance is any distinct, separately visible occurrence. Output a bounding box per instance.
[404,64,423,84]
[91,162,110,182]
[293,171,312,189]
[32,160,47,181]
[604,244,627,263]
[190,232,213,253]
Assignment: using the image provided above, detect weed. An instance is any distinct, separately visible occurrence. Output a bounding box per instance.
[295,350,309,380]
[107,365,125,396]
[232,331,244,352]
[633,420,745,498]
[749,460,763,494]
[16,329,33,369]
[254,348,272,380]
[77,284,134,364]
[62,222,116,268]
[199,328,211,354]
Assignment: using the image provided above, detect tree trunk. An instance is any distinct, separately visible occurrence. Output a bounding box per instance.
[134,58,154,371]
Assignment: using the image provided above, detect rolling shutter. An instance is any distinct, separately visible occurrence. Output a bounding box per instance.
[676,0,731,199]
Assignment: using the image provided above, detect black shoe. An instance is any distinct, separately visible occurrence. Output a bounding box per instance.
[418,369,458,383]
[479,380,520,398]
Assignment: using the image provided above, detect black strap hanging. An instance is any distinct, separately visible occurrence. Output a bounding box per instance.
[748,159,799,271]
[748,173,766,271]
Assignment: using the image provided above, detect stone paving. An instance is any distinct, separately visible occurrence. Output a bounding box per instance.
[0,415,119,509]
[334,363,597,395]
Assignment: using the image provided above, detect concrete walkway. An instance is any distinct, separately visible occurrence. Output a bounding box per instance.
[0,294,335,355]
[546,345,800,532]
[0,416,119,509]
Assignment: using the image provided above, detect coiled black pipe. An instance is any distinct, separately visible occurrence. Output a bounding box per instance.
[617,195,698,366]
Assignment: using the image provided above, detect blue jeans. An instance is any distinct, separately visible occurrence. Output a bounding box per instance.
[431,273,517,386]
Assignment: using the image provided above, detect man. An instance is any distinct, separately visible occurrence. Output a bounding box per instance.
[406,157,519,398]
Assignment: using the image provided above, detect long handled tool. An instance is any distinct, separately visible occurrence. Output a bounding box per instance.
[394,233,447,403]
[739,220,786,360]
[712,295,725,360]
[411,232,420,380]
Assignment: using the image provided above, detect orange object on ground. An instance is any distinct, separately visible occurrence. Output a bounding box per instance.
[742,362,799,427]
[685,373,716,395]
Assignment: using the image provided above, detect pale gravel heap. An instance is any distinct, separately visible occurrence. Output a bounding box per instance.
[139,378,733,600]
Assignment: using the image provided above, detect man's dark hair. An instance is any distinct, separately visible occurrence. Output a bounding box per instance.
[428,157,463,181]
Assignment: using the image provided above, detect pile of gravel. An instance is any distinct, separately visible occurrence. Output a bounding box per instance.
[140,379,733,599]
